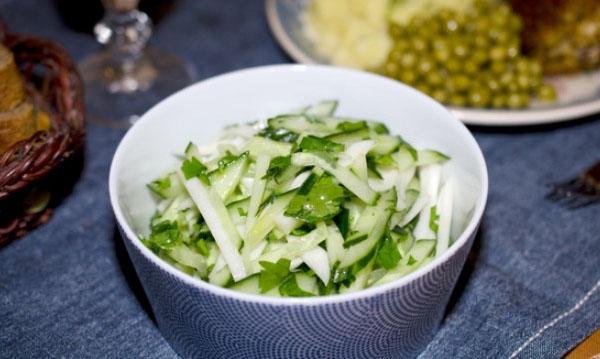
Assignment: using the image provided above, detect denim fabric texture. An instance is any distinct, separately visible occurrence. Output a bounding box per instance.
[1,0,599,358]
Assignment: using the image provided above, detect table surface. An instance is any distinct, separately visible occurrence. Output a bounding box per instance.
[1,1,599,358]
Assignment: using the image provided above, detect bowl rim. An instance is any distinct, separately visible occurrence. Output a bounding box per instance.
[109,64,489,306]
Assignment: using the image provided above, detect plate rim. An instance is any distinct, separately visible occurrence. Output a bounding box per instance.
[264,0,600,126]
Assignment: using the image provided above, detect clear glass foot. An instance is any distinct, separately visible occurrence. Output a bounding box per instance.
[79,0,196,128]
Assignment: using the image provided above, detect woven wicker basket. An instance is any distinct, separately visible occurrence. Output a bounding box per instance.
[0,20,85,247]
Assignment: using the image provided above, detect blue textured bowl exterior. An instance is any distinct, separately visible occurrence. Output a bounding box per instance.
[120,225,477,359]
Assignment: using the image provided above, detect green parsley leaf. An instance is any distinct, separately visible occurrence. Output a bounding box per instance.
[285,174,346,223]
[181,157,210,185]
[429,206,439,233]
[258,126,299,143]
[258,259,291,293]
[195,239,210,257]
[299,135,344,153]
[147,221,181,250]
[264,155,291,180]
[336,120,368,132]
[279,274,313,297]
[147,176,171,198]
[376,237,401,269]
[237,207,247,217]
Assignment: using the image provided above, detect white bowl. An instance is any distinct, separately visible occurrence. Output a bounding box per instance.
[109,64,488,358]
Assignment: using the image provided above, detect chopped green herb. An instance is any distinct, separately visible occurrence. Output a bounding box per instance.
[195,239,210,256]
[299,135,345,153]
[258,259,290,293]
[279,274,313,297]
[146,221,181,250]
[181,157,210,185]
[375,154,395,167]
[285,174,346,223]
[366,156,383,179]
[258,126,299,143]
[264,156,291,180]
[290,223,316,236]
[237,207,247,217]
[429,206,439,233]
[147,176,171,198]
[376,237,401,269]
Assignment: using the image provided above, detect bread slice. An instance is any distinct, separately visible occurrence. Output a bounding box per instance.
[0,44,26,112]
[0,101,36,153]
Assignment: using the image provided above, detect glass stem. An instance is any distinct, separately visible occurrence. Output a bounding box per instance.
[95,1,153,92]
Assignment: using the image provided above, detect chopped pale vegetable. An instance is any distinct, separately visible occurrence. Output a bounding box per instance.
[141,100,456,296]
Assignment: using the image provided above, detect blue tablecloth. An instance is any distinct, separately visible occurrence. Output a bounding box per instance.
[1,1,599,357]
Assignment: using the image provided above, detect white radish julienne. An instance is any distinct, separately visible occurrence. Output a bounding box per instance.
[178,171,247,281]
[413,164,442,240]
[436,178,454,257]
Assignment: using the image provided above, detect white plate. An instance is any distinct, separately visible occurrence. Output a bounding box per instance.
[265,0,600,126]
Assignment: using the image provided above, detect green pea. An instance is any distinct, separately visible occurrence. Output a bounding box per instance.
[490,46,508,61]
[537,84,557,102]
[445,58,462,73]
[464,60,479,75]
[507,93,529,109]
[431,88,449,103]
[400,53,417,68]
[385,62,400,78]
[454,44,469,58]
[453,74,470,91]
[426,71,444,87]
[418,59,434,74]
[399,70,417,85]
[491,95,506,108]
[411,38,428,53]
[472,49,488,65]
[491,61,508,74]
[449,94,467,107]
[468,87,492,108]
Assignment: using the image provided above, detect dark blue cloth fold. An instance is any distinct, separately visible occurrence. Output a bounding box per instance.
[1,0,599,357]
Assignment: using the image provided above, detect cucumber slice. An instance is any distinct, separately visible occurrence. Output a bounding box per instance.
[268,114,331,135]
[370,134,401,155]
[417,149,450,166]
[226,196,250,225]
[169,244,207,276]
[339,189,396,267]
[303,100,338,117]
[245,190,297,248]
[208,266,231,286]
[245,154,270,235]
[301,246,330,285]
[209,153,249,200]
[408,240,436,262]
[413,164,442,240]
[435,178,454,257]
[295,273,319,295]
[325,223,345,265]
[392,146,418,172]
[339,259,374,293]
[292,152,378,204]
[325,128,371,144]
[179,171,247,281]
[245,136,293,158]
[228,274,281,296]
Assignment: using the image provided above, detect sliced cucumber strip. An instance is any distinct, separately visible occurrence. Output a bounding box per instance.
[292,152,378,204]
[179,171,247,281]
[339,189,396,267]
[303,100,338,117]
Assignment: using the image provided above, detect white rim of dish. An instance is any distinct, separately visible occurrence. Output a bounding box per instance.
[264,0,600,126]
[109,64,489,306]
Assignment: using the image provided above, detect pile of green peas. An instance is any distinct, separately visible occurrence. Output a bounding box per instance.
[382,1,557,109]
